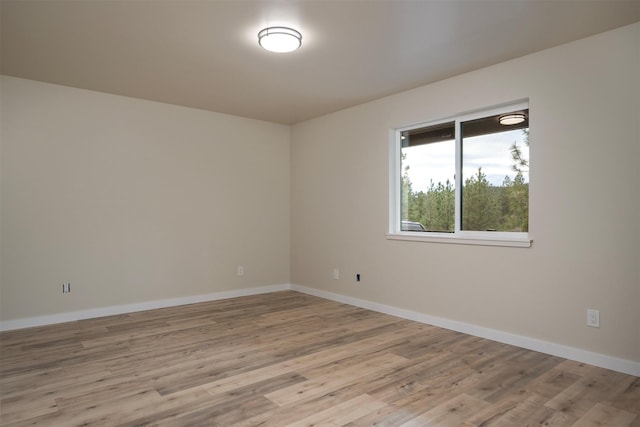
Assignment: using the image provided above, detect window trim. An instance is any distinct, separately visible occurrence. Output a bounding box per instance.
[387,101,532,248]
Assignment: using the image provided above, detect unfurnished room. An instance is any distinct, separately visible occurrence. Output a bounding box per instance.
[1,1,639,426]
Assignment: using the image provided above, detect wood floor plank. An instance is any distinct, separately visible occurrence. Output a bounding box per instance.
[284,393,387,427]
[121,373,306,427]
[523,365,582,400]
[203,348,354,396]
[0,368,115,409]
[572,402,637,427]
[0,395,58,425]
[206,322,428,400]
[399,393,491,426]
[1,290,638,426]
[545,367,635,419]
[609,376,640,414]
[264,352,408,406]
[230,385,368,427]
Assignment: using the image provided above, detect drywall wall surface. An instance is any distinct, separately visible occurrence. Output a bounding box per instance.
[290,23,640,362]
[1,76,290,321]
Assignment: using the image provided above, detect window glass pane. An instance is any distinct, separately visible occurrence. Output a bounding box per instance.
[461,111,529,232]
[400,122,455,232]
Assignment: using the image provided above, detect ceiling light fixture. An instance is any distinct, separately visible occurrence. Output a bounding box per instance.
[258,26,302,53]
[499,113,527,126]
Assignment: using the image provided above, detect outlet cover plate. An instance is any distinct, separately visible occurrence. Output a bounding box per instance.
[587,309,600,328]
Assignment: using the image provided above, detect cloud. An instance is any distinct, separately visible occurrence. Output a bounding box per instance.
[402,129,528,192]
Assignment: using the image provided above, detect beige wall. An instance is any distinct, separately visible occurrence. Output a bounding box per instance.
[1,76,290,320]
[291,24,640,362]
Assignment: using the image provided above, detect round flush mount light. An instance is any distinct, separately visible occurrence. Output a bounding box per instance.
[499,113,527,126]
[258,26,302,53]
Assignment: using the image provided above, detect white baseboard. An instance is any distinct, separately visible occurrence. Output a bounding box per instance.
[0,284,290,332]
[2,283,637,377]
[290,284,640,377]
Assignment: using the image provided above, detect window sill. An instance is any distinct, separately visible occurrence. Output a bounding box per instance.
[386,232,532,248]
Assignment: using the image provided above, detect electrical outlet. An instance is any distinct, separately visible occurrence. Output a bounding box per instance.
[333,268,339,280]
[587,309,600,328]
[62,282,71,294]
[236,265,245,276]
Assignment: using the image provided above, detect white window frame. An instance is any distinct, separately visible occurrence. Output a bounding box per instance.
[387,101,532,248]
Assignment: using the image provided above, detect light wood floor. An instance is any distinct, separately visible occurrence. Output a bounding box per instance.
[1,291,638,426]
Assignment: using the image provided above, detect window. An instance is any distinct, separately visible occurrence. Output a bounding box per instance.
[389,102,531,247]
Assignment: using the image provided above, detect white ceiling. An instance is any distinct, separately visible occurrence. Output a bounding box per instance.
[2,0,639,125]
